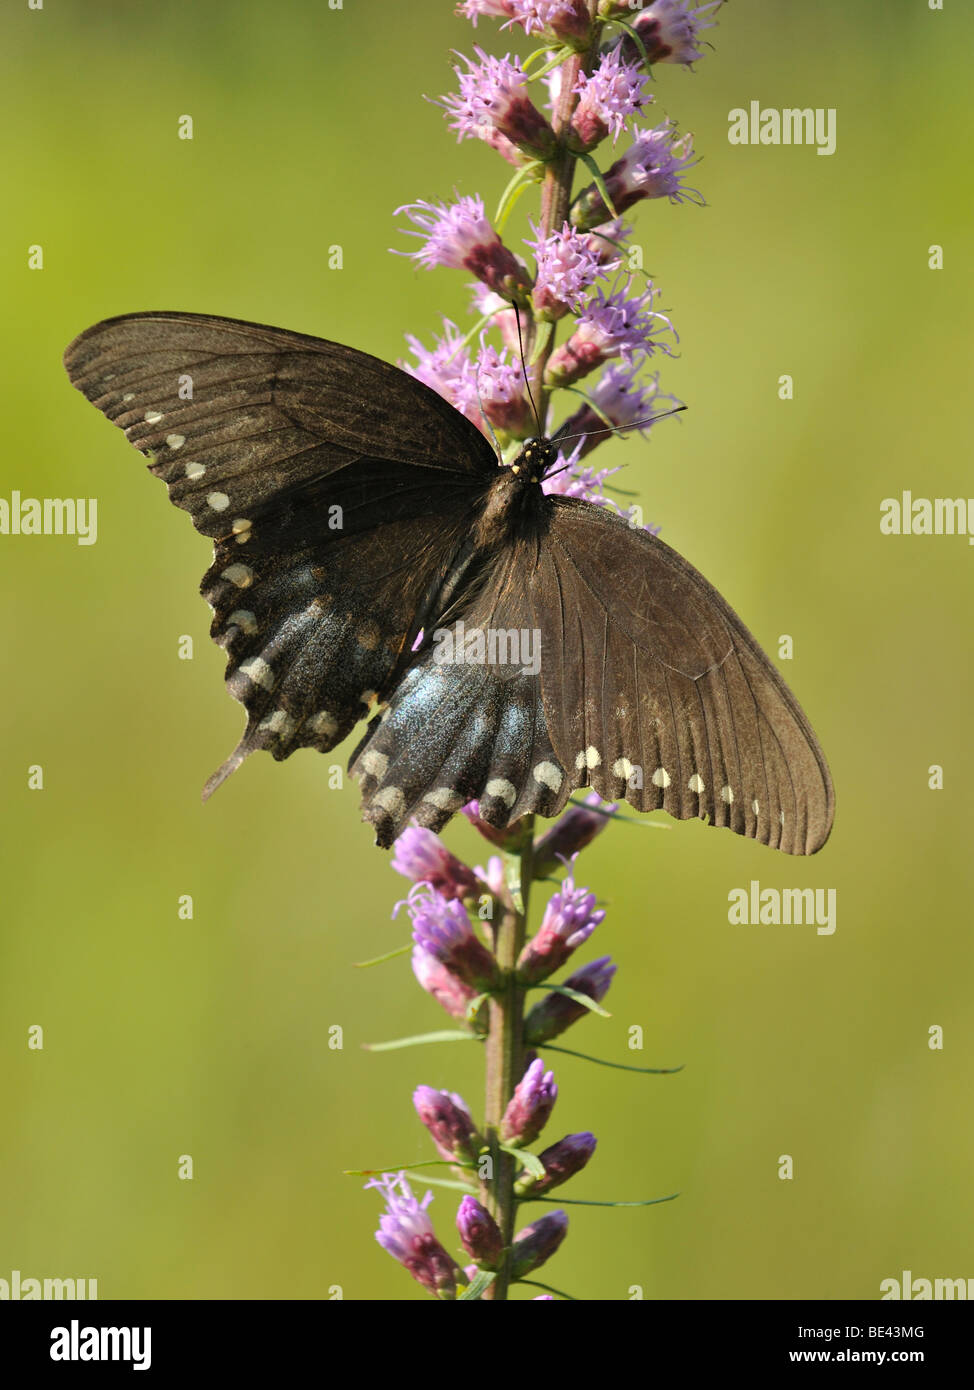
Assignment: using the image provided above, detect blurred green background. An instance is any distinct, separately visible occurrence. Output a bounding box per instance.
[2,0,972,1301]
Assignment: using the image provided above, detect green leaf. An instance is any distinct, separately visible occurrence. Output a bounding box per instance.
[577,151,619,220]
[362,1030,480,1052]
[458,1269,497,1301]
[465,992,490,1025]
[542,1043,684,1075]
[523,1191,680,1208]
[606,16,649,67]
[528,319,554,367]
[528,45,575,83]
[500,1143,545,1179]
[515,1278,577,1301]
[344,1159,473,1178]
[525,982,611,1018]
[352,941,413,969]
[495,162,543,233]
[416,1175,480,1194]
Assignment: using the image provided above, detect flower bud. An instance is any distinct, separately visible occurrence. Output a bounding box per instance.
[523,956,617,1044]
[510,1210,568,1278]
[456,1195,505,1269]
[501,1057,557,1146]
[517,874,604,984]
[411,946,489,1033]
[532,793,617,878]
[413,1086,485,1166]
[392,826,482,900]
[515,1132,597,1196]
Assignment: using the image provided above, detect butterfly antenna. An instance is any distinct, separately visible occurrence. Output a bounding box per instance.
[512,301,545,438]
[552,404,687,449]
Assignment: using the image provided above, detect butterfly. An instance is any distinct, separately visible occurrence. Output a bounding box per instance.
[64,312,834,854]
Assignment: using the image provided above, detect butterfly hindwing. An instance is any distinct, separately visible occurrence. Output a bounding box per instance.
[351,540,570,846]
[532,498,834,854]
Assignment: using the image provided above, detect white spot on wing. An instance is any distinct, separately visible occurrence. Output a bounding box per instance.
[533,760,563,792]
[207,492,230,512]
[258,710,295,740]
[688,774,705,794]
[651,767,670,788]
[752,799,760,815]
[232,518,252,544]
[485,777,517,808]
[144,409,163,424]
[613,757,634,780]
[423,787,464,811]
[373,786,406,819]
[239,657,274,691]
[166,433,185,450]
[228,609,258,635]
[184,461,205,479]
[575,746,601,771]
[720,785,734,804]
[122,392,136,403]
[221,564,253,588]
[310,710,339,738]
[360,750,388,779]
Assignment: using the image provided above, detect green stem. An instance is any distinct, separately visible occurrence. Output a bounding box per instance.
[481,820,535,1300]
[526,0,604,426]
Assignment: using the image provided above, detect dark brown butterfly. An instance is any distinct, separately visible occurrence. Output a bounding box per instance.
[64,313,834,854]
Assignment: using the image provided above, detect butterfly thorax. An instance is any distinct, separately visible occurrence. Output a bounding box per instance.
[473,444,553,553]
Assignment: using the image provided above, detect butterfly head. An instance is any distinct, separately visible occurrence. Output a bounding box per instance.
[508,436,557,485]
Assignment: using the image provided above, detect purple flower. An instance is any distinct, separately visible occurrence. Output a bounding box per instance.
[519,0,592,42]
[469,284,522,354]
[458,0,518,23]
[584,217,634,268]
[541,439,621,506]
[413,1086,485,1165]
[515,1131,598,1195]
[392,826,483,900]
[401,319,480,419]
[528,221,612,320]
[510,1209,568,1278]
[616,0,723,66]
[412,946,489,1032]
[545,279,676,387]
[396,196,530,298]
[463,800,532,850]
[469,339,535,436]
[442,48,556,160]
[368,1172,461,1299]
[501,1057,557,1145]
[456,1195,505,1268]
[571,44,653,149]
[517,872,605,983]
[408,888,500,991]
[524,955,617,1043]
[571,121,700,230]
[532,790,618,872]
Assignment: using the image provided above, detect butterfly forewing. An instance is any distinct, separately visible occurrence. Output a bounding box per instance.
[64,313,496,787]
